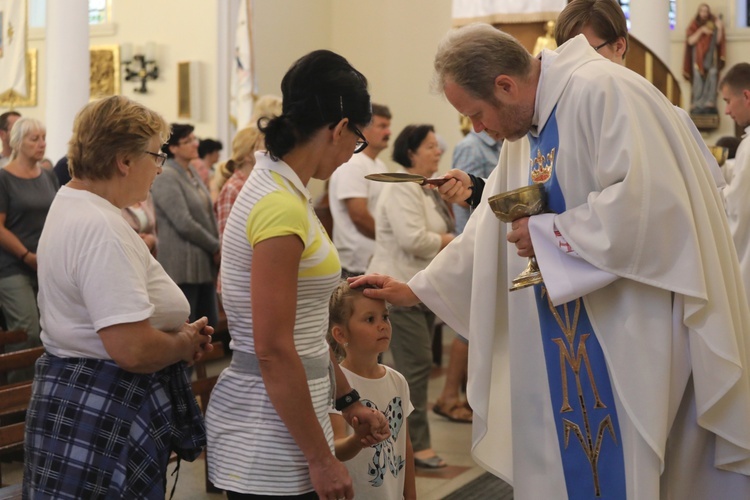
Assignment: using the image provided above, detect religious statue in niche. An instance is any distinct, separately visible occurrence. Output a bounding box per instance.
[683,3,725,124]
[533,20,558,56]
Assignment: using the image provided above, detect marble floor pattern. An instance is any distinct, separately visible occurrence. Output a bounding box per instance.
[2,327,489,499]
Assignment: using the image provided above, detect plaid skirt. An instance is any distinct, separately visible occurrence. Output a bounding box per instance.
[23,353,206,499]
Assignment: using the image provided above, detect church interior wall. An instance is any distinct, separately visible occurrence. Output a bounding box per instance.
[1,0,748,176]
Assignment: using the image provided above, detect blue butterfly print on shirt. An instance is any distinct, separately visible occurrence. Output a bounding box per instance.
[363,397,405,487]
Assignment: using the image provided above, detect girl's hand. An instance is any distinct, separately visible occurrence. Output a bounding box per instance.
[342,403,391,446]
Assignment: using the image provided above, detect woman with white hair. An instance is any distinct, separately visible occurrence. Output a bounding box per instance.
[0,117,58,381]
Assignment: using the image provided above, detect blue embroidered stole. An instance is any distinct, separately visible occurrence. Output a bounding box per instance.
[528,107,626,499]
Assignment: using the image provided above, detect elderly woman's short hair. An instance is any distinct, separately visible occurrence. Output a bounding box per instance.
[68,96,169,181]
[392,124,435,168]
[9,117,45,160]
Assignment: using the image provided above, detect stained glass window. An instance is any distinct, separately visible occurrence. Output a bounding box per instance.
[617,0,677,31]
[618,0,631,30]
[669,0,677,30]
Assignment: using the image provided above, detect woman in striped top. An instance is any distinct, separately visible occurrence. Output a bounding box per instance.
[206,50,390,500]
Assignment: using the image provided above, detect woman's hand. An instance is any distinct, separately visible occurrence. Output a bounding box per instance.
[308,454,354,500]
[177,316,214,366]
[100,317,213,373]
[140,233,157,253]
[506,217,534,257]
[22,252,38,271]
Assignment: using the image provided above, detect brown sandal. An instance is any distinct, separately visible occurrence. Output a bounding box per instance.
[432,399,473,423]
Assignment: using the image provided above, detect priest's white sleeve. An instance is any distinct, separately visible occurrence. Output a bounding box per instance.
[529,213,618,306]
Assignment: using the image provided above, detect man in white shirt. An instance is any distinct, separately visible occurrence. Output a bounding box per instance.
[0,111,21,169]
[720,62,750,304]
[329,103,392,276]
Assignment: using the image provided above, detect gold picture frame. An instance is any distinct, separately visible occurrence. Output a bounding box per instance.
[0,49,38,108]
[178,61,192,118]
[90,44,121,100]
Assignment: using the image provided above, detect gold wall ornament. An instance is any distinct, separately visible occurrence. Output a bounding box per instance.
[178,61,192,118]
[178,61,201,120]
[533,20,557,56]
[0,48,37,108]
[459,114,471,136]
[90,45,121,99]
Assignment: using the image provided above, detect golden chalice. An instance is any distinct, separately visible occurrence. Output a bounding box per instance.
[488,184,547,291]
[708,145,728,167]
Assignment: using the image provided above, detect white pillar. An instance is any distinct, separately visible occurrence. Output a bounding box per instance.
[216,0,240,162]
[45,0,89,162]
[628,0,670,64]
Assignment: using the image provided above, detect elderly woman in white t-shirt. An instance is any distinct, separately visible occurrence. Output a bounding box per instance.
[367,124,455,469]
[24,96,214,498]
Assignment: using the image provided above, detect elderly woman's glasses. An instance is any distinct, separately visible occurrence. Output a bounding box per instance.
[145,150,168,167]
[350,125,368,154]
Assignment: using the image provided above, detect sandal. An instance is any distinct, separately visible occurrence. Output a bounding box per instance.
[414,455,447,469]
[432,399,473,423]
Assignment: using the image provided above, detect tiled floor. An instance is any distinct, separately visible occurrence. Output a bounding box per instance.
[2,328,486,499]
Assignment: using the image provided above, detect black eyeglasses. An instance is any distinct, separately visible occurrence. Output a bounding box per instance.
[592,40,610,52]
[144,150,168,167]
[350,125,368,154]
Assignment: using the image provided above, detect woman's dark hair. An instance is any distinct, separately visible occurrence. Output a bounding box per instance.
[392,124,435,168]
[198,138,223,158]
[162,123,195,158]
[260,50,371,160]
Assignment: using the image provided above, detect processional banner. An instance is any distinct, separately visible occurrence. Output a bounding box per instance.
[230,0,254,130]
[0,0,27,97]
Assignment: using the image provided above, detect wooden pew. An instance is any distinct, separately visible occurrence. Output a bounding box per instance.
[0,330,27,386]
[0,346,44,487]
[0,343,228,491]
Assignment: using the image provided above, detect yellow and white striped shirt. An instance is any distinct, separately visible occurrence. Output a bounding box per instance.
[206,152,341,495]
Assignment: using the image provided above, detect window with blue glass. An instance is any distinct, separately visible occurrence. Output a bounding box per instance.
[617,0,677,31]
[618,0,631,30]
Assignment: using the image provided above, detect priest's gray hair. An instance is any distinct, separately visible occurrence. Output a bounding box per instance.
[433,23,533,101]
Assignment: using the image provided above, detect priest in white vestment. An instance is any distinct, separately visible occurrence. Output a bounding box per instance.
[352,25,750,499]
[719,63,750,311]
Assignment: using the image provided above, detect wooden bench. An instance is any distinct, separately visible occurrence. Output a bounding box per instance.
[0,346,45,487]
[0,483,22,500]
[0,330,28,386]
[0,343,229,491]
